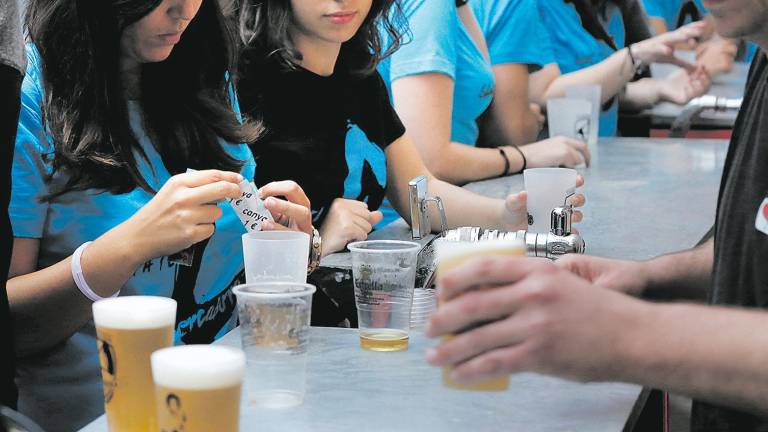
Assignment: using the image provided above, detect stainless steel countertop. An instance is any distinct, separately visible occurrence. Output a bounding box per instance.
[80,137,729,432]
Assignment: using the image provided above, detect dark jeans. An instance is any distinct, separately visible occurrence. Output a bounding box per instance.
[0,63,21,410]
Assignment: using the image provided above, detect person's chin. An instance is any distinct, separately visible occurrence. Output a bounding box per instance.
[141,48,175,63]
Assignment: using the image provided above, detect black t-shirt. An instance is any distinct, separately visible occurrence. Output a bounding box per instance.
[237,48,406,225]
[691,52,768,431]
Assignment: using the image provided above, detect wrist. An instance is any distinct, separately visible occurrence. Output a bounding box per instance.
[611,298,659,382]
[99,224,149,270]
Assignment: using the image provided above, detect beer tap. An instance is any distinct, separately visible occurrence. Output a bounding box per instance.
[409,176,447,240]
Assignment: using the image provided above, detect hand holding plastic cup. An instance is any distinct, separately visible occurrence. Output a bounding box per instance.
[242,231,309,283]
[348,240,420,352]
[524,168,578,233]
[233,282,315,408]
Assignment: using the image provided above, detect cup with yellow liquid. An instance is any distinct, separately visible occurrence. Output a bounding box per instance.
[348,240,421,352]
[435,238,526,391]
[92,296,177,432]
[152,345,245,432]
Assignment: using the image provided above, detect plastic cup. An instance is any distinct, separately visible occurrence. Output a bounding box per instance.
[232,282,316,408]
[524,168,578,233]
[151,345,245,432]
[348,240,420,351]
[242,231,309,283]
[547,98,593,147]
[565,85,601,147]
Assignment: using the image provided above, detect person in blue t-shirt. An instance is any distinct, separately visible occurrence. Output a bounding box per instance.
[530,0,711,136]
[236,0,586,256]
[376,0,590,192]
[10,1,314,430]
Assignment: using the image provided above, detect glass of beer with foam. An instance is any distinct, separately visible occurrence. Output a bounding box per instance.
[92,296,176,431]
[435,238,525,391]
[151,345,245,432]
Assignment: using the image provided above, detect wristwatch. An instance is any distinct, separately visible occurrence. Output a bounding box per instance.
[307,227,322,274]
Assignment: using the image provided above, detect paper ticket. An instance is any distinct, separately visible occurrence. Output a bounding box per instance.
[229,179,274,233]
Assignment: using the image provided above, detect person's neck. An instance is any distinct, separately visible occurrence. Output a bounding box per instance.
[290,29,341,77]
[120,55,142,100]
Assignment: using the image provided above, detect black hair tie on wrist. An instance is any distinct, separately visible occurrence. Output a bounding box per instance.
[510,146,527,174]
[498,148,511,177]
[456,0,469,6]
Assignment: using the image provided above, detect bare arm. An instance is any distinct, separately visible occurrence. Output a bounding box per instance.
[390,73,511,185]
[9,232,146,357]
[640,238,713,300]
[384,134,519,231]
[488,63,543,145]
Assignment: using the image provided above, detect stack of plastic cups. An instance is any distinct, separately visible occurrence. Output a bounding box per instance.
[410,288,437,330]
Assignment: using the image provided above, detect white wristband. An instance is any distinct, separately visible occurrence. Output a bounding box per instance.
[71,241,119,302]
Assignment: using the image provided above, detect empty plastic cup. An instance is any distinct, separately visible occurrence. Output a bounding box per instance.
[242,231,309,283]
[524,168,578,233]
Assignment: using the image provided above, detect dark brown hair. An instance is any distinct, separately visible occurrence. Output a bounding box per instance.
[26,0,261,198]
[236,0,406,76]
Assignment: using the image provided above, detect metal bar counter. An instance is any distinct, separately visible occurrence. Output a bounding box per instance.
[80,137,729,432]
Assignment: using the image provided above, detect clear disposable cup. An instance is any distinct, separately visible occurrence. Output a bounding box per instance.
[151,345,245,432]
[242,231,309,283]
[565,85,601,149]
[524,168,578,233]
[348,240,420,351]
[92,296,177,432]
[547,98,593,148]
[233,283,316,408]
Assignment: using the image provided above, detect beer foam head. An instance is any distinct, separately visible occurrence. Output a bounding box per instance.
[92,296,177,330]
[435,238,525,264]
[151,345,245,390]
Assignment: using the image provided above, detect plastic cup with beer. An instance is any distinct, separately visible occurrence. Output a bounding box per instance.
[435,238,525,391]
[151,345,245,432]
[92,296,177,432]
[233,282,316,408]
[524,167,578,233]
[348,240,420,352]
[242,231,310,283]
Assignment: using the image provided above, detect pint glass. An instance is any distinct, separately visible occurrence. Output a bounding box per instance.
[92,296,176,432]
[435,239,525,391]
[152,345,245,432]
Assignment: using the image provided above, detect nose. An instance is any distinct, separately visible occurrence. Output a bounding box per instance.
[167,0,200,22]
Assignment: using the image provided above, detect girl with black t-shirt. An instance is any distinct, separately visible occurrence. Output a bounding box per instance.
[236,0,586,256]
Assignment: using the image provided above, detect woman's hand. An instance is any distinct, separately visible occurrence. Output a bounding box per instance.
[499,176,585,231]
[118,170,243,263]
[259,181,313,235]
[631,21,707,70]
[656,66,711,105]
[319,198,383,257]
[517,136,591,169]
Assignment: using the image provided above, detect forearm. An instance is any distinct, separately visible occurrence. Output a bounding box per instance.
[428,142,512,185]
[428,178,508,231]
[620,79,661,111]
[488,104,541,147]
[617,301,768,415]
[540,49,635,104]
[639,239,713,301]
[10,229,144,356]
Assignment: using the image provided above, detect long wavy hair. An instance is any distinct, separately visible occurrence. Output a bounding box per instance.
[236,0,406,76]
[26,0,261,198]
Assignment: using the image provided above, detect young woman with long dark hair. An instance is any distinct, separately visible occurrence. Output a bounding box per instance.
[10,0,313,429]
[236,0,586,255]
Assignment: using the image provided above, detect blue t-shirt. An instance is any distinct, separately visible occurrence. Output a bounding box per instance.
[378,0,495,146]
[643,0,707,31]
[12,46,255,431]
[471,0,555,69]
[377,0,495,226]
[537,0,619,136]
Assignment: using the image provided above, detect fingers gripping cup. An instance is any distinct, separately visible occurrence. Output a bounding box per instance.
[524,168,578,233]
[233,283,316,408]
[92,296,176,432]
[435,238,525,391]
[242,231,310,283]
[348,240,420,352]
[151,346,246,432]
